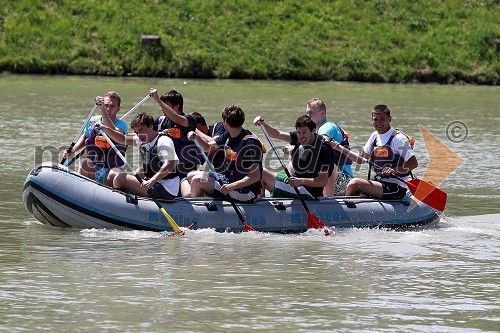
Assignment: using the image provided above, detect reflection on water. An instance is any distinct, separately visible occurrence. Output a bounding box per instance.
[1,215,499,332]
[1,75,499,332]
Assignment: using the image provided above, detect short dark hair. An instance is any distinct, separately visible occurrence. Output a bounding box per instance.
[295,115,316,131]
[131,112,155,129]
[372,104,391,116]
[190,112,207,126]
[222,104,245,128]
[160,90,183,113]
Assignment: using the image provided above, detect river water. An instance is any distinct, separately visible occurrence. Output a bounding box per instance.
[0,75,498,332]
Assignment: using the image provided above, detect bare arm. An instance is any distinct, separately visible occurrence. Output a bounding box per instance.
[329,140,369,164]
[150,160,178,184]
[221,163,261,193]
[189,131,220,156]
[290,169,329,188]
[194,128,215,144]
[69,133,86,156]
[234,163,261,189]
[398,155,418,174]
[141,160,178,192]
[149,88,189,127]
[96,124,134,145]
[96,96,116,131]
[253,117,291,142]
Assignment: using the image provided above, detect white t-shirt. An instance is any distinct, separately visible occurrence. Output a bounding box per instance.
[135,135,179,195]
[363,127,414,187]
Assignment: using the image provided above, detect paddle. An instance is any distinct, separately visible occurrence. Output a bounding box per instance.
[60,103,98,165]
[331,141,447,212]
[64,95,151,167]
[99,131,184,235]
[191,134,256,232]
[119,95,151,120]
[255,117,331,236]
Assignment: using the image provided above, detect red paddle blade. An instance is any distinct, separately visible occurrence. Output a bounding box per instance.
[243,221,257,232]
[306,211,331,236]
[405,178,447,212]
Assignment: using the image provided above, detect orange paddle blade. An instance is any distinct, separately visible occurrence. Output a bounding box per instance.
[405,179,447,212]
[306,211,331,236]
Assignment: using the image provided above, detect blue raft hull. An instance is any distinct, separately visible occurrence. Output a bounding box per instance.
[22,163,440,233]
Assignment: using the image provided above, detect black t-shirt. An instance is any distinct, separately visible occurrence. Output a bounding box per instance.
[289,132,334,197]
[215,129,263,195]
[154,114,197,132]
[202,121,227,167]
[208,121,226,139]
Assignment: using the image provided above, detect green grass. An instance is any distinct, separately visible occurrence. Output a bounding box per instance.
[0,0,498,84]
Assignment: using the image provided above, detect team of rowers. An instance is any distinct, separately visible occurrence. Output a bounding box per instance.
[64,88,418,203]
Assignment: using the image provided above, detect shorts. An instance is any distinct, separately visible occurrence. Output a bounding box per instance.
[335,172,353,196]
[208,171,257,203]
[178,171,189,183]
[147,183,176,200]
[94,166,111,184]
[271,173,315,200]
[178,163,199,182]
[379,180,408,200]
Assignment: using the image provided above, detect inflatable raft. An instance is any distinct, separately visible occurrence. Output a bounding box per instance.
[22,163,440,233]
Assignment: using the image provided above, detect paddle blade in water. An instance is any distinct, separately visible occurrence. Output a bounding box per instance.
[306,211,331,236]
[406,179,447,212]
[242,221,256,232]
[160,207,185,235]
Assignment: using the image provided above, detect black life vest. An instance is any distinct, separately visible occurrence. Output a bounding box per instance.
[140,134,179,180]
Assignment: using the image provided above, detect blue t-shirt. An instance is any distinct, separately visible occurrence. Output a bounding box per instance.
[317,121,353,177]
[84,116,128,136]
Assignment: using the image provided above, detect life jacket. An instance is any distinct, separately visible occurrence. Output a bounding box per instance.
[217,129,263,195]
[334,124,353,168]
[368,129,414,179]
[84,116,127,169]
[157,115,201,174]
[139,134,179,180]
[223,131,267,161]
[213,131,265,169]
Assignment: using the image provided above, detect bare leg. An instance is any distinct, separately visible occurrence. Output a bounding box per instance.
[180,178,191,197]
[113,173,149,197]
[186,170,204,184]
[323,166,339,197]
[105,168,120,187]
[190,173,215,197]
[78,158,95,180]
[183,171,205,197]
[345,178,383,198]
[261,169,277,192]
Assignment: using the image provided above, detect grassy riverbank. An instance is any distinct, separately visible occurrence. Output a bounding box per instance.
[0,0,498,84]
